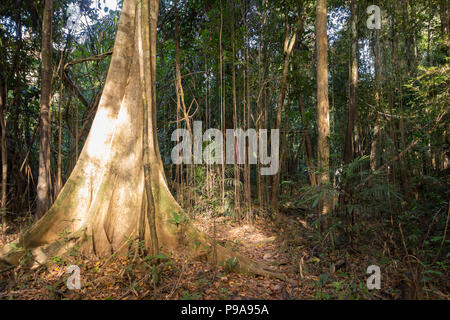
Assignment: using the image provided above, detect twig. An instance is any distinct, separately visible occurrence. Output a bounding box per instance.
[168,264,185,298]
[99,233,136,269]
[63,51,113,70]
[0,288,33,298]
[119,274,149,300]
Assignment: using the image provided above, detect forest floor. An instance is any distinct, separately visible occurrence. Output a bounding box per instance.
[0,207,438,300]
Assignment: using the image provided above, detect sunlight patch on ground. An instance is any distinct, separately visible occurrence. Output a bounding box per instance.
[193,216,276,250]
[223,224,271,245]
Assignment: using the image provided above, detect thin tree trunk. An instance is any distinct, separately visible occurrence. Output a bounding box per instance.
[299,93,316,185]
[316,0,331,229]
[174,0,193,205]
[440,0,450,56]
[393,14,409,191]
[293,6,314,186]
[55,78,63,197]
[243,3,251,219]
[263,58,270,207]
[370,28,382,172]
[0,79,7,241]
[75,100,79,160]
[219,0,225,209]
[204,52,210,199]
[231,0,240,214]
[271,12,296,213]
[343,0,358,165]
[292,133,304,176]
[36,0,53,220]
[256,3,263,208]
[245,22,251,221]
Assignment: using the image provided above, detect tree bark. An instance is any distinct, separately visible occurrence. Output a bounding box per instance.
[55,78,63,197]
[316,0,331,229]
[231,0,240,214]
[440,0,450,53]
[137,0,159,256]
[220,0,226,210]
[393,12,409,191]
[243,3,251,219]
[343,0,358,165]
[370,28,382,172]
[36,0,53,221]
[0,78,7,241]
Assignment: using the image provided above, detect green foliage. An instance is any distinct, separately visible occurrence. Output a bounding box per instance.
[182,290,202,300]
[8,243,24,253]
[169,211,188,226]
[0,0,449,300]
[221,256,238,273]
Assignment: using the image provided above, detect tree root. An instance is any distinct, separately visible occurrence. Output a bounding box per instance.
[0,228,86,268]
[182,222,295,284]
[0,211,295,285]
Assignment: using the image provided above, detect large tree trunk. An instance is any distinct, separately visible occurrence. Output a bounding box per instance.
[36,0,53,220]
[316,0,331,229]
[0,0,283,280]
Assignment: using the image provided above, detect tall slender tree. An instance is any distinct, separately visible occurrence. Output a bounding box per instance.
[271,8,296,213]
[316,0,331,229]
[343,0,358,165]
[36,0,53,220]
[0,78,7,241]
[231,0,240,214]
[370,17,382,172]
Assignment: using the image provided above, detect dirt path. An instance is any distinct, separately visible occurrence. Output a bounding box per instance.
[0,212,388,300]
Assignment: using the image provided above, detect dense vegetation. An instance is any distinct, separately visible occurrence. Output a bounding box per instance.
[0,0,448,300]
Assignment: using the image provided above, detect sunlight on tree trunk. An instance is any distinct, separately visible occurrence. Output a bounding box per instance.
[316,0,331,230]
[0,0,286,281]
